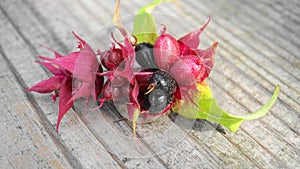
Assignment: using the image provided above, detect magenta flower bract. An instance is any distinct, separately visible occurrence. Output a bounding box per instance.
[177,17,218,82]
[27,32,101,132]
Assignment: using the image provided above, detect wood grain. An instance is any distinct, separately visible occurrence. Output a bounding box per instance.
[0,0,299,168]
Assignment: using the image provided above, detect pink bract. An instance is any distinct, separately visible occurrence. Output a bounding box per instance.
[27,32,102,132]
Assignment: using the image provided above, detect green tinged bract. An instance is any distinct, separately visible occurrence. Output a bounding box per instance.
[172,82,280,132]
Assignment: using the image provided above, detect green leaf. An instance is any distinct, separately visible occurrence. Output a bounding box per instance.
[172,81,280,132]
[133,0,178,44]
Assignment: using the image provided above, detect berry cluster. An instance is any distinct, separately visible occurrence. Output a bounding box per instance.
[26,0,220,135]
[26,0,280,135]
[27,17,217,133]
[97,19,217,121]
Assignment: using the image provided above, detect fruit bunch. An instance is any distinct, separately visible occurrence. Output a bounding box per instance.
[97,17,217,121]
[27,0,280,134]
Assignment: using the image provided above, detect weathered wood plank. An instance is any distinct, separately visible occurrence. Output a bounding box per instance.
[0,55,73,169]
[231,0,300,57]
[211,74,298,167]
[224,0,300,78]
[1,0,299,168]
[190,0,300,75]
[215,45,299,128]
[208,71,294,168]
[209,30,300,128]
[0,2,123,168]
[244,0,300,40]
[258,0,300,25]
[214,48,300,145]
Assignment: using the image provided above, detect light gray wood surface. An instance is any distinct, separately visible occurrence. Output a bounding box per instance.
[0,0,299,168]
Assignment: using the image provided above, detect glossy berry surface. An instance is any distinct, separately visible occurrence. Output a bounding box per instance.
[135,42,157,68]
[100,48,123,70]
[143,70,177,114]
[153,32,180,71]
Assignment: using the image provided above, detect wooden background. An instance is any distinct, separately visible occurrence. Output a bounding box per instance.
[0,0,299,168]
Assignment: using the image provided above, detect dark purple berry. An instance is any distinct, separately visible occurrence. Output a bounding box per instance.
[135,42,157,68]
[144,70,176,114]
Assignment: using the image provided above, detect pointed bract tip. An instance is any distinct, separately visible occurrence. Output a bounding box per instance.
[39,45,62,58]
[38,55,53,61]
[39,44,53,51]
[133,121,137,137]
[55,116,63,133]
[159,24,167,35]
[97,49,102,55]
[213,42,219,48]
[200,17,211,31]
[72,31,86,49]
[55,123,59,133]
